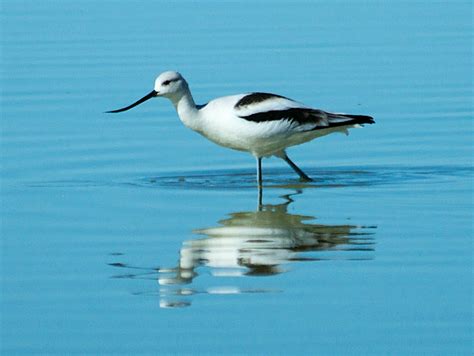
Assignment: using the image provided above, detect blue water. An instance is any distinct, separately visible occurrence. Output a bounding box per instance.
[1,1,472,355]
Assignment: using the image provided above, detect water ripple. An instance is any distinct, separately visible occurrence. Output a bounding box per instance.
[25,165,472,191]
[135,165,473,190]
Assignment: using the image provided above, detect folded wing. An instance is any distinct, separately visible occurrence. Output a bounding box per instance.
[234,92,374,131]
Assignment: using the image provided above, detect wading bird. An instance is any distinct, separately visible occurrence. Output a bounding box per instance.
[107,71,374,186]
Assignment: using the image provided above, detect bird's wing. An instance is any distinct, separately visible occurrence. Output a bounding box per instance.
[234,92,328,131]
[234,92,307,115]
[234,92,374,132]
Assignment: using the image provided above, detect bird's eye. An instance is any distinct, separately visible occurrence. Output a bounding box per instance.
[162,80,171,86]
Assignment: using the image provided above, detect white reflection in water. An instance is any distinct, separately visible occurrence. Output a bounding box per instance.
[110,192,375,308]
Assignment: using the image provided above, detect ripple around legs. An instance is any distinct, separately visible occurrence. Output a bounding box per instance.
[134,165,473,190]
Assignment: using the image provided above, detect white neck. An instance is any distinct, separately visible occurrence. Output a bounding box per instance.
[169,87,200,130]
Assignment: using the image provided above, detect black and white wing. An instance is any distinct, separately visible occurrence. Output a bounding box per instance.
[234,92,374,131]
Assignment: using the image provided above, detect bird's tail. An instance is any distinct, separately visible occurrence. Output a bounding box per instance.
[326,113,375,127]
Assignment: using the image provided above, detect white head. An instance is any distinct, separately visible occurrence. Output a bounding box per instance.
[154,71,188,99]
[106,70,189,113]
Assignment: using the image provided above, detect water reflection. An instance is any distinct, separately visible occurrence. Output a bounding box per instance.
[110,192,376,308]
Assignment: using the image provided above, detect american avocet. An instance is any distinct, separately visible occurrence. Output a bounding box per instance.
[107,71,374,186]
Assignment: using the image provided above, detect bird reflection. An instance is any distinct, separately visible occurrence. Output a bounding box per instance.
[109,191,375,308]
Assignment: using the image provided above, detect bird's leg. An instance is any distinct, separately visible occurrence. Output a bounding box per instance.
[281,153,313,182]
[256,157,263,210]
[256,157,263,187]
[257,185,263,211]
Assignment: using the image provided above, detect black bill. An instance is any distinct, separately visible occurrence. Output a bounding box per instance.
[106,90,158,113]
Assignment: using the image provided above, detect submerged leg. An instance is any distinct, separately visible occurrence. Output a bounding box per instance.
[257,184,263,210]
[281,153,313,182]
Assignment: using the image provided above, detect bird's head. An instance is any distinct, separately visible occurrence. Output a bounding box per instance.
[106,70,188,113]
[154,71,188,99]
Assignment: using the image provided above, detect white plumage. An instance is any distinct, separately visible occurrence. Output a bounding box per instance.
[107,70,375,186]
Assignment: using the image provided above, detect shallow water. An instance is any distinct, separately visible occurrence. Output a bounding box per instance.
[1,1,473,355]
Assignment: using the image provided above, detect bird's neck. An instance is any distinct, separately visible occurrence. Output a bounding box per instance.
[169,88,201,130]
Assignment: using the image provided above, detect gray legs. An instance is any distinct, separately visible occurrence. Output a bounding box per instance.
[256,157,263,187]
[257,154,312,184]
[255,154,311,208]
[256,157,263,209]
[281,153,313,182]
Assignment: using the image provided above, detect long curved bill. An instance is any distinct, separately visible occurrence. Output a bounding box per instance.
[106,90,158,113]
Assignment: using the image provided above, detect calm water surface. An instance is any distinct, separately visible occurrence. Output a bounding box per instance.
[1,1,472,355]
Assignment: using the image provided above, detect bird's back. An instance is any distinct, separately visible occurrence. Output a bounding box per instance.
[195,92,374,157]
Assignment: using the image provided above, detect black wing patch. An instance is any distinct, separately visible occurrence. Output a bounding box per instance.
[239,108,328,126]
[239,109,375,130]
[234,92,291,109]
